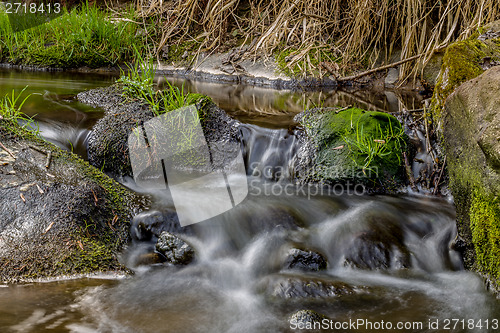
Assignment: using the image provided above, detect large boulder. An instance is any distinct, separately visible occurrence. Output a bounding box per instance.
[0,120,148,282]
[441,66,500,293]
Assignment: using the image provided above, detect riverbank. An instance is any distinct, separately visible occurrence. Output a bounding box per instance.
[2,1,494,90]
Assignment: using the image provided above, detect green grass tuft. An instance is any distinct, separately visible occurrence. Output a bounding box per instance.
[0,2,144,68]
[0,86,39,135]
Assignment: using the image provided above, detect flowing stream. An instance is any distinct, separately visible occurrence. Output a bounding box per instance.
[1,69,499,333]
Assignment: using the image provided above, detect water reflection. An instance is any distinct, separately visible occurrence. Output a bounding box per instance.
[162,77,423,128]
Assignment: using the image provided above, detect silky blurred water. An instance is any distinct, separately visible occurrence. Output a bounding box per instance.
[1,70,499,333]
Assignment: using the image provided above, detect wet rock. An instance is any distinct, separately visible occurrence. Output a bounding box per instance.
[294,107,407,192]
[77,86,153,177]
[261,275,361,299]
[0,121,148,282]
[284,248,327,272]
[155,231,195,265]
[343,209,411,270]
[78,86,241,178]
[289,310,328,331]
[344,232,410,270]
[131,209,185,241]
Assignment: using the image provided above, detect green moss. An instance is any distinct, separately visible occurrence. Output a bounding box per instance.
[431,38,500,121]
[470,191,500,282]
[58,232,125,274]
[300,107,406,186]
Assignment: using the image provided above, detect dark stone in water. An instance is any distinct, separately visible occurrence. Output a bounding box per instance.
[131,209,185,241]
[285,248,327,272]
[342,208,411,270]
[78,86,153,178]
[155,231,195,265]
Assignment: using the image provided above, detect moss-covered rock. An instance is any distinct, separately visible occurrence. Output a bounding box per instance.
[441,66,500,293]
[79,85,239,178]
[0,118,149,282]
[295,107,407,190]
[431,23,500,125]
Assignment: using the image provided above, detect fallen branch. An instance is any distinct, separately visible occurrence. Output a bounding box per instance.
[45,151,52,169]
[336,53,424,83]
[335,46,447,83]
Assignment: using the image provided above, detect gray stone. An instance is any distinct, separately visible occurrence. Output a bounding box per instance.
[155,231,195,265]
[284,248,327,272]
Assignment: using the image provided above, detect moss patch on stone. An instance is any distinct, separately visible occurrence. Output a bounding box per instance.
[440,65,500,293]
[165,40,200,66]
[431,37,500,123]
[470,191,500,283]
[298,107,406,188]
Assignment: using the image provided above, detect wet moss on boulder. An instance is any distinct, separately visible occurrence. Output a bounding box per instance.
[295,107,407,191]
[0,119,149,282]
[431,22,500,125]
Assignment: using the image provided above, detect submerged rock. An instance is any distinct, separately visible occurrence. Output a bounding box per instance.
[344,231,410,270]
[155,231,195,265]
[260,274,362,299]
[131,209,185,241]
[343,206,411,270]
[284,248,327,272]
[0,120,149,282]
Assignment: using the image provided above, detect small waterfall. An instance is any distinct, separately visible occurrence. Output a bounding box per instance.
[240,124,300,182]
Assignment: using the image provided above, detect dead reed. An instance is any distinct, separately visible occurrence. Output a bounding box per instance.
[136,0,500,80]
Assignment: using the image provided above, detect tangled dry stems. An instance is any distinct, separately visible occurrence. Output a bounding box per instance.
[136,0,500,80]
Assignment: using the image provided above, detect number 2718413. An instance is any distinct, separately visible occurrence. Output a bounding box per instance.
[1,2,61,14]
